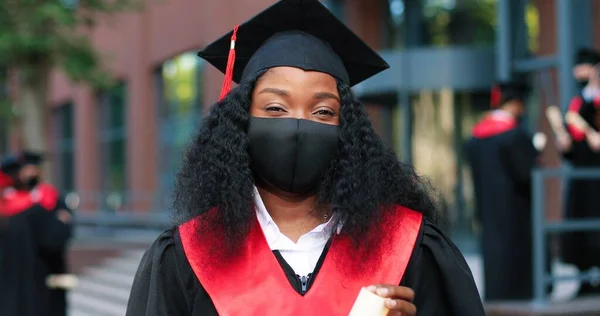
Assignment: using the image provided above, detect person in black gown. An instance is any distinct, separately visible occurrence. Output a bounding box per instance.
[0,154,73,316]
[126,1,485,315]
[14,151,76,316]
[465,81,543,301]
[559,48,600,297]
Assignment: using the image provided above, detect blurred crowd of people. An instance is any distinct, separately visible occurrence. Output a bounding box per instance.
[0,151,76,316]
[467,48,600,301]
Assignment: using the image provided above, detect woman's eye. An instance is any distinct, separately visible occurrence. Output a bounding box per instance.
[265,106,286,112]
[315,109,335,116]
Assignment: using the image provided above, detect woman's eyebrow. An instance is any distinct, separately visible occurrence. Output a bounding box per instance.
[313,92,340,102]
[258,88,290,97]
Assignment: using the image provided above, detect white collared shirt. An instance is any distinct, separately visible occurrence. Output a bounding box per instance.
[254,187,336,277]
[582,86,600,102]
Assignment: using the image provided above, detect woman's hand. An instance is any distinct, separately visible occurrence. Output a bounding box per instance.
[367,285,416,316]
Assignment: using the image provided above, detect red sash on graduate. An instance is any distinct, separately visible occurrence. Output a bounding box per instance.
[0,172,12,189]
[566,96,600,141]
[472,111,517,139]
[0,183,60,217]
[180,205,423,316]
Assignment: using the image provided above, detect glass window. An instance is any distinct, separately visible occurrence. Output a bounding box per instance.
[51,102,75,192]
[98,83,127,209]
[156,52,204,206]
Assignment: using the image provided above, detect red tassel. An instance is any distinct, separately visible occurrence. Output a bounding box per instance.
[218,25,240,101]
[490,85,502,108]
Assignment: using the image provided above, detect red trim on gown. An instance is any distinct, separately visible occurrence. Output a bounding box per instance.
[0,172,12,189]
[472,111,517,139]
[0,183,59,216]
[179,205,423,315]
[566,96,600,142]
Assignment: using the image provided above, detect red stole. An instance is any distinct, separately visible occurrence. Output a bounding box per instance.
[179,205,423,316]
[472,111,517,139]
[0,172,12,189]
[567,97,587,141]
[0,183,59,216]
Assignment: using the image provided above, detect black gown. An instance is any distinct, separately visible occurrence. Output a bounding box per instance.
[562,97,600,293]
[0,204,72,316]
[40,196,74,316]
[126,218,485,316]
[466,124,539,301]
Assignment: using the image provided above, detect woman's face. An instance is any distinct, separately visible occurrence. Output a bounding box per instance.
[250,67,341,126]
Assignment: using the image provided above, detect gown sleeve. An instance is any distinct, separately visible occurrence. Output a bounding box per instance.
[401,219,485,316]
[499,128,538,187]
[126,228,198,316]
[30,205,72,252]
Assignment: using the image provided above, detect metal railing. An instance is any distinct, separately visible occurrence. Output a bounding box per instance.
[66,191,173,230]
[532,167,600,305]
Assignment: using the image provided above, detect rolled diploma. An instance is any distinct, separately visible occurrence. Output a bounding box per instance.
[46,274,79,289]
[565,111,593,133]
[348,287,389,316]
[546,106,566,133]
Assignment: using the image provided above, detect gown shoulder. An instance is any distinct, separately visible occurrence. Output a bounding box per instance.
[126,227,203,316]
[401,217,486,316]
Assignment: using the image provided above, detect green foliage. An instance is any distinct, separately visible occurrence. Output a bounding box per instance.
[424,1,496,47]
[0,0,142,89]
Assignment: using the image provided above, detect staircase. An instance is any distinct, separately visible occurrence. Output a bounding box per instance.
[68,249,145,316]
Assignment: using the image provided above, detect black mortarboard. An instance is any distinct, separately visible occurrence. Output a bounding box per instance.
[199,0,389,99]
[0,151,43,175]
[490,81,530,108]
[0,155,21,175]
[20,151,44,166]
[575,48,600,65]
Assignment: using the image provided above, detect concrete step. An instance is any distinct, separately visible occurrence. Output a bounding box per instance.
[68,307,107,316]
[486,295,600,315]
[82,266,136,288]
[102,256,143,273]
[74,278,131,305]
[69,292,127,316]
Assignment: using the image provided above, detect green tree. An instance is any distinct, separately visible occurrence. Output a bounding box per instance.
[0,0,139,153]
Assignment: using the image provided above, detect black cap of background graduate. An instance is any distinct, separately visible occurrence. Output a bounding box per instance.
[575,48,600,66]
[20,151,43,166]
[490,81,530,108]
[198,0,390,100]
[0,151,43,175]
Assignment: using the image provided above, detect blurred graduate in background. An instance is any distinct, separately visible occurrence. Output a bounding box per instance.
[0,151,74,316]
[466,81,546,301]
[559,48,600,297]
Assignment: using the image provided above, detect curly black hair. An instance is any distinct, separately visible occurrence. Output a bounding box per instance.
[172,70,441,250]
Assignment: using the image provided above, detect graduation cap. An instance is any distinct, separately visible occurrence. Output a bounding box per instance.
[0,155,21,175]
[575,48,600,66]
[0,151,43,175]
[490,81,530,108]
[19,151,44,166]
[198,0,390,100]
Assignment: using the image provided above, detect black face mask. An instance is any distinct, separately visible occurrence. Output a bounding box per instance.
[15,176,39,191]
[26,176,40,189]
[578,80,589,89]
[247,117,340,194]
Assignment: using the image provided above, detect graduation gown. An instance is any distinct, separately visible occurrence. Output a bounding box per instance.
[38,189,74,316]
[0,204,72,316]
[465,112,539,301]
[562,96,600,273]
[126,214,485,316]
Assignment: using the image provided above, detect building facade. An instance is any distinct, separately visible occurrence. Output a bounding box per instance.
[1,0,600,244]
